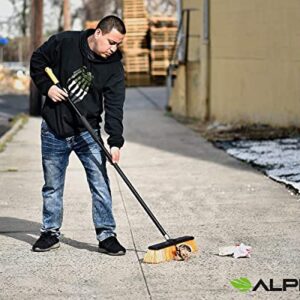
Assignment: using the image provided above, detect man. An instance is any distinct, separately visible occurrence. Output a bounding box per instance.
[30,15,126,255]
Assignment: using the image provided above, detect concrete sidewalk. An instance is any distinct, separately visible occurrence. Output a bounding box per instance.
[1,87,300,299]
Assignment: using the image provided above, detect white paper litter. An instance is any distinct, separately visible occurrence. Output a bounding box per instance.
[218,243,252,258]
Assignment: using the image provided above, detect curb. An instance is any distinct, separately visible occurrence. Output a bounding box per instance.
[0,117,27,152]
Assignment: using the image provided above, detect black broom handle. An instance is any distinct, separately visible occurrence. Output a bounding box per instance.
[45,68,171,240]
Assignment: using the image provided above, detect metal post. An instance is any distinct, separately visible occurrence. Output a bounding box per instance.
[201,0,210,121]
[184,9,190,64]
[177,0,184,62]
[166,9,185,106]
[204,0,209,42]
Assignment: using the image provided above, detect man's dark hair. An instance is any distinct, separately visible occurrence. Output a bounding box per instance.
[96,15,126,35]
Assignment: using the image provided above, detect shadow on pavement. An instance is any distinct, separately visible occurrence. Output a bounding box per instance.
[0,217,142,253]
[0,217,99,252]
[124,88,249,172]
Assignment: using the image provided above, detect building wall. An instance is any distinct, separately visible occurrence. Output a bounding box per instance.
[210,0,300,126]
[169,0,203,119]
[170,0,300,127]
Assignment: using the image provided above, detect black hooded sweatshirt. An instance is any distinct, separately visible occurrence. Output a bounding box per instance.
[30,29,125,148]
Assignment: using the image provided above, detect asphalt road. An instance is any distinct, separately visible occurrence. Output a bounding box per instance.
[0,93,29,136]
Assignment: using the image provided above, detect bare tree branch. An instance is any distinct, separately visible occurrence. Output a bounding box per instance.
[8,0,30,36]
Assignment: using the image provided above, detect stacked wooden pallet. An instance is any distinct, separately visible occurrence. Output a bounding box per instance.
[122,0,150,74]
[85,21,98,29]
[149,17,177,76]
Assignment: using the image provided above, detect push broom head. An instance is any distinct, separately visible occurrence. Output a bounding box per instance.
[143,236,198,264]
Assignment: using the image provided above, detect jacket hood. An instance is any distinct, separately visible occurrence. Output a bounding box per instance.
[80,29,123,64]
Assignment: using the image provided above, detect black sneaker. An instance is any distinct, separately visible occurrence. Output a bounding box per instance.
[98,236,126,256]
[32,232,60,252]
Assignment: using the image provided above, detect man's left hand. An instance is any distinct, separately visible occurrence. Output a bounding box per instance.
[110,147,120,163]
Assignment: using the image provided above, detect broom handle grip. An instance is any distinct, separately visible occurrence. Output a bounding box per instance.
[45,67,170,240]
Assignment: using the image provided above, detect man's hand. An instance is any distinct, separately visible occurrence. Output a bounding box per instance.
[48,85,68,102]
[110,147,120,163]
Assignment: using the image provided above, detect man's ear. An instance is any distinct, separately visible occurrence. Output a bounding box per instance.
[95,28,102,37]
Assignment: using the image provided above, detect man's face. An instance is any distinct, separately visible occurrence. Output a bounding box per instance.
[94,28,124,58]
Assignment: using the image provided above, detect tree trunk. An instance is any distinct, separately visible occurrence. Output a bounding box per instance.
[63,0,71,30]
[21,0,28,37]
[29,0,43,116]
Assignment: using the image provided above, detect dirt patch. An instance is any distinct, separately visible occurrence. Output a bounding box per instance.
[172,116,300,141]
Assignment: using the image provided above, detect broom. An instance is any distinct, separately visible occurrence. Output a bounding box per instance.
[45,67,198,263]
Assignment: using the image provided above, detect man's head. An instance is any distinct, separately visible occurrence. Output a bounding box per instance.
[89,15,126,59]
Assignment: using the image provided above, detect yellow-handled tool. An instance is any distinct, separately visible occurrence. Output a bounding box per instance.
[45,67,59,85]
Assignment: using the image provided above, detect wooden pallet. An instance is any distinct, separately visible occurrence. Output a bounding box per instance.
[151,60,169,68]
[123,49,150,73]
[123,1,145,6]
[123,0,145,4]
[150,27,177,47]
[123,6,147,18]
[123,0,147,16]
[148,16,178,77]
[150,57,171,76]
[85,21,98,29]
[122,0,150,75]
[151,40,175,48]
[149,16,177,28]
[150,61,177,76]
[124,60,150,73]
[123,12,146,18]
[123,3,145,10]
[124,18,148,29]
[151,68,168,76]
[124,65,149,73]
[123,49,149,58]
[150,48,173,61]
[123,36,148,49]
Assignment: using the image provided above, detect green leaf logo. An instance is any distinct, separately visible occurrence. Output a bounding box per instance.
[230,277,252,293]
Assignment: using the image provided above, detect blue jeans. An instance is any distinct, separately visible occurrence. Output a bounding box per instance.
[40,120,116,242]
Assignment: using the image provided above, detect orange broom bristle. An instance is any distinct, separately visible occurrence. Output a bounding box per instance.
[143,238,198,264]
